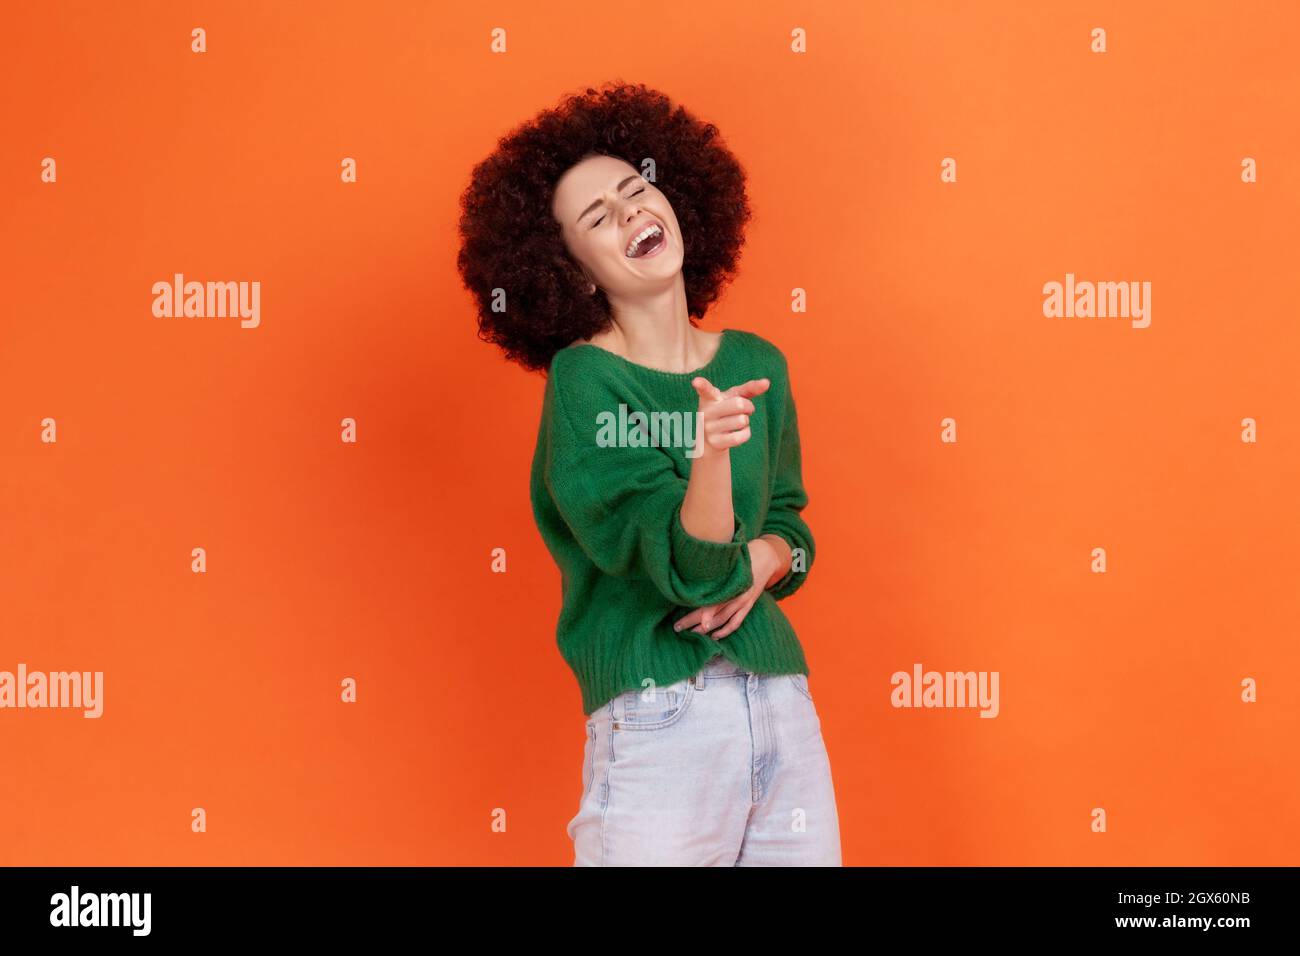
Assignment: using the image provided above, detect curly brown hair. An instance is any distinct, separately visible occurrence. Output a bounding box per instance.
[455,81,753,374]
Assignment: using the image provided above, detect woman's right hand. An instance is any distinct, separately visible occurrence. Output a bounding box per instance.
[691,375,770,456]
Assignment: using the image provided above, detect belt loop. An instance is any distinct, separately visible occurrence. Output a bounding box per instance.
[693,670,705,692]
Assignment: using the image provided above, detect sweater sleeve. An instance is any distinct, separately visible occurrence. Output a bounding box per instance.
[542,371,755,609]
[759,375,815,601]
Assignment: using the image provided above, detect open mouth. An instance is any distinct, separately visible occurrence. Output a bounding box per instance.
[625,222,666,259]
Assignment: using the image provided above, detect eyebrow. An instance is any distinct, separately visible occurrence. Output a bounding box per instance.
[576,175,643,225]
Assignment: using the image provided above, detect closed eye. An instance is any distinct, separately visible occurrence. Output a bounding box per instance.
[590,186,646,229]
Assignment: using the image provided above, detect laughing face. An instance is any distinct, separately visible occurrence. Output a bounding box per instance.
[550,153,685,300]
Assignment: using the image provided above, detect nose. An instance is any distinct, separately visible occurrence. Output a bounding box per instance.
[615,191,649,221]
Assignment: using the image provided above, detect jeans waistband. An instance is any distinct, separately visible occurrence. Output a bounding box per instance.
[697,654,749,681]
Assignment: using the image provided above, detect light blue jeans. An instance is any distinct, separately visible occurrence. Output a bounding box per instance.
[567,654,842,865]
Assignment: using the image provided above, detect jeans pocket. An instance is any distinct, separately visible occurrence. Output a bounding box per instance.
[790,672,814,703]
[616,676,697,731]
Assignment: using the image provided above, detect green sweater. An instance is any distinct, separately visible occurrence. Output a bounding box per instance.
[530,328,816,717]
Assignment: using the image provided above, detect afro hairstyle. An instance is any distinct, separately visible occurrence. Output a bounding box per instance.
[455,81,753,374]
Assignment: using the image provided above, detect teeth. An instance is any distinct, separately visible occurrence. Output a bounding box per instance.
[625,223,663,257]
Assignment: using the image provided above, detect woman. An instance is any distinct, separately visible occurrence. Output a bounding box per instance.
[456,82,841,865]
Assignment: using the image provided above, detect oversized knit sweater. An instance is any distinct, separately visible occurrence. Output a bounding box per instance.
[530,328,816,717]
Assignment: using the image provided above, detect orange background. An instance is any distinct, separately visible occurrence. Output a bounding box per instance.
[2,0,1297,865]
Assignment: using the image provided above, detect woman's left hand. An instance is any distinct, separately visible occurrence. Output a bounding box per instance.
[673,538,782,640]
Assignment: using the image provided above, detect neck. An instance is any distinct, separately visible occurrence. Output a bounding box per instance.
[598,275,711,372]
